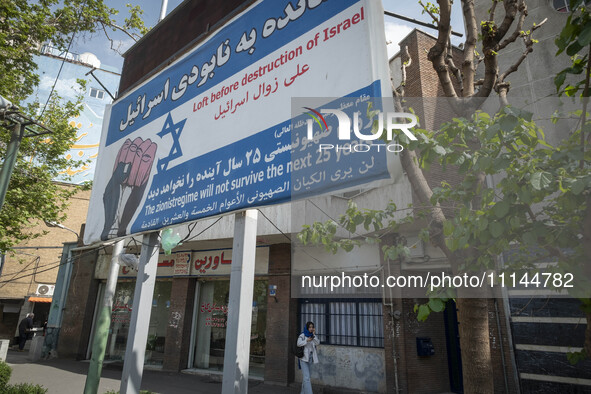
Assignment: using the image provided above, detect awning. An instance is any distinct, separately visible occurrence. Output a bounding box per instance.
[28,297,52,303]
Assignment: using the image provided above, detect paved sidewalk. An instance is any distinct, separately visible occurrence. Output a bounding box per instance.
[5,350,299,394]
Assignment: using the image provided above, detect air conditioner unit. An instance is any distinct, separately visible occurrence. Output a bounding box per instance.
[407,237,425,259]
[35,284,55,297]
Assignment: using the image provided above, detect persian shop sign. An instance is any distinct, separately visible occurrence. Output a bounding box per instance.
[84,0,394,244]
[119,247,269,277]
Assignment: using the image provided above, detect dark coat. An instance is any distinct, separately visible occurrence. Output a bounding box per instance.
[18,317,33,336]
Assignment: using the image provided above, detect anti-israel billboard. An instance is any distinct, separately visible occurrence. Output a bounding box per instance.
[84,0,397,245]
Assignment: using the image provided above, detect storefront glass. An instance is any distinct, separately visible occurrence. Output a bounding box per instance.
[106,279,172,366]
[193,279,267,377]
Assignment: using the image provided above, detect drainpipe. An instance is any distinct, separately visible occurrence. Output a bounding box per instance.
[382,256,400,393]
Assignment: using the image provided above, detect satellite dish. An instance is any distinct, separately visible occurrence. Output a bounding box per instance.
[79,52,101,69]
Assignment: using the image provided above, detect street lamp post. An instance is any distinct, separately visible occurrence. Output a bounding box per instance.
[0,94,55,212]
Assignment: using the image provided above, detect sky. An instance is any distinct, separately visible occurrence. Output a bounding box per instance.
[71,0,465,71]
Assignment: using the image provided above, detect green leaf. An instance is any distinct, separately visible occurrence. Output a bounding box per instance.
[490,221,504,238]
[522,231,537,245]
[555,71,567,92]
[428,298,445,312]
[567,350,587,365]
[443,220,454,236]
[499,115,518,132]
[417,304,430,321]
[578,24,591,47]
[530,172,552,190]
[493,201,510,218]
[433,145,447,156]
[571,178,586,195]
[567,40,584,56]
[478,217,489,232]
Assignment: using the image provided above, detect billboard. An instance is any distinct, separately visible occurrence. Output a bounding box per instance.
[84,0,396,244]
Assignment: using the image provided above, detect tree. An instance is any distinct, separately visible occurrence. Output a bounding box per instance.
[299,0,558,392]
[0,0,147,252]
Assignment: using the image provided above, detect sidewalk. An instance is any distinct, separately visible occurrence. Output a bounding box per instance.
[5,350,299,394]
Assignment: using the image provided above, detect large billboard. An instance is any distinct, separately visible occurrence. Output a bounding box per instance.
[84,0,396,244]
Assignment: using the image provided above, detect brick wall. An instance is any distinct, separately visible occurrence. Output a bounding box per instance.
[163,277,196,371]
[395,31,465,198]
[264,243,295,385]
[0,187,89,301]
[401,298,451,394]
[119,0,251,95]
[58,248,100,359]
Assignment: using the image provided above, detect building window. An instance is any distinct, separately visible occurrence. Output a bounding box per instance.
[300,298,384,348]
[89,87,105,100]
[193,279,268,377]
[104,279,172,366]
[552,0,590,12]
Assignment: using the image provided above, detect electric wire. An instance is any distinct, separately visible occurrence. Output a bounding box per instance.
[38,7,82,120]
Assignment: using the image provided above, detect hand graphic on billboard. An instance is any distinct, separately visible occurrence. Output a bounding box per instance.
[101,137,158,240]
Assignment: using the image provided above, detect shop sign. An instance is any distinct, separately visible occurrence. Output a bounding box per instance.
[173,251,192,276]
[191,247,269,276]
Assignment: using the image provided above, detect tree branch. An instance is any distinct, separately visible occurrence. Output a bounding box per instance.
[419,0,440,25]
[489,0,499,22]
[399,148,453,260]
[98,19,141,42]
[446,38,463,93]
[497,1,528,52]
[498,18,547,84]
[396,46,412,97]
[496,0,521,41]
[461,0,478,96]
[428,0,458,99]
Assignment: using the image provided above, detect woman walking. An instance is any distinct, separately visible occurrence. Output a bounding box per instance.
[297,321,320,394]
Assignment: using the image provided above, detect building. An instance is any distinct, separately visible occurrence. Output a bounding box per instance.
[52,1,591,394]
[0,47,120,346]
[55,2,521,394]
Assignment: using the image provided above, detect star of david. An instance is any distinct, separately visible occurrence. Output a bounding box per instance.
[156,113,186,172]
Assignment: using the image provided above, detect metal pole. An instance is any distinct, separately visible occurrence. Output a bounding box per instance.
[222,209,258,394]
[159,0,168,22]
[84,240,123,394]
[120,232,160,394]
[0,122,24,211]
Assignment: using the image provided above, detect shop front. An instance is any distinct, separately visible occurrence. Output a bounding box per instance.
[91,252,177,366]
[189,247,269,378]
[90,246,270,373]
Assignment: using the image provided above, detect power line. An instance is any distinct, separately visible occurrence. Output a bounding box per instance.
[0,244,108,285]
[38,32,79,120]
[256,208,334,272]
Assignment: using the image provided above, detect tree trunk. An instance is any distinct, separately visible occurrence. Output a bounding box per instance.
[399,149,495,392]
[456,297,495,393]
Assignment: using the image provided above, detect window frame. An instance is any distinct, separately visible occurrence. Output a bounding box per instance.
[89,87,105,100]
[299,297,384,348]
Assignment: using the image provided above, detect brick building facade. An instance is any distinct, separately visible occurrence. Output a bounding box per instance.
[0,186,89,342]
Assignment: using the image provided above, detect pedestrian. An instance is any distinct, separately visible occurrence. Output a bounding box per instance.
[18,313,34,351]
[297,321,320,394]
